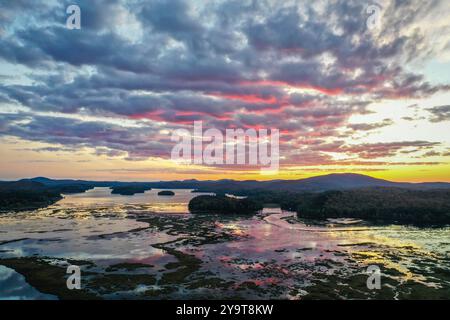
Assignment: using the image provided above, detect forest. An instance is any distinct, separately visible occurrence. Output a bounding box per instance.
[188,187,450,225]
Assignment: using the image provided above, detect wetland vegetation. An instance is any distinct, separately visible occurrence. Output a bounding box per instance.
[1,176,449,300]
[157,190,175,196]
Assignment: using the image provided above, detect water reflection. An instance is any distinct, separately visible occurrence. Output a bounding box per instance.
[0,189,449,299]
[0,265,57,300]
[57,187,213,213]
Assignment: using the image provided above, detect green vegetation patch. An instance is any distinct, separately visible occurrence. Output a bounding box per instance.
[0,257,99,300]
[110,185,152,195]
[154,245,202,285]
[188,195,263,214]
[105,262,154,272]
[158,190,175,196]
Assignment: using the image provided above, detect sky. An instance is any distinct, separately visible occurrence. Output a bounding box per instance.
[0,0,449,182]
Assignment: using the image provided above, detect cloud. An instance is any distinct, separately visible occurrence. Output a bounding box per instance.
[335,141,441,159]
[427,105,450,122]
[348,119,394,131]
[0,112,174,159]
[0,0,449,171]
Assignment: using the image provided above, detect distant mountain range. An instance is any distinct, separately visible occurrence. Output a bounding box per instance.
[2,173,449,193]
[2,174,450,219]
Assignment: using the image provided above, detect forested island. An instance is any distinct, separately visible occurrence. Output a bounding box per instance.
[188,188,450,225]
[188,195,263,214]
[294,188,450,225]
[158,190,175,196]
[110,185,152,195]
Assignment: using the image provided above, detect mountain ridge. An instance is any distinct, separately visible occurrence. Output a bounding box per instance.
[5,173,449,192]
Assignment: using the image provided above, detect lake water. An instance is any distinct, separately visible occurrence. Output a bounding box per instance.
[0,187,449,299]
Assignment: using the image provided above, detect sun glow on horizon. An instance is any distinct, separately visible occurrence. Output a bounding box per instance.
[0,0,449,183]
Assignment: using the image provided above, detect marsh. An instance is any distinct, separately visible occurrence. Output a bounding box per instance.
[0,188,449,300]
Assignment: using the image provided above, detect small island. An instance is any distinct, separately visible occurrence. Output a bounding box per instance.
[188,195,262,214]
[110,185,152,195]
[158,190,175,196]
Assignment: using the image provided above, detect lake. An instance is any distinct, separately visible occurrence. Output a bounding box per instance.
[0,187,449,299]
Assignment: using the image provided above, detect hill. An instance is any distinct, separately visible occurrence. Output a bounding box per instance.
[294,187,450,225]
[7,173,450,193]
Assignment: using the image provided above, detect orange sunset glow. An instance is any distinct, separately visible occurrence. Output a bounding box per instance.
[0,0,449,183]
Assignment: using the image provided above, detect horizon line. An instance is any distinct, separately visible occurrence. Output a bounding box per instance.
[2,172,450,184]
